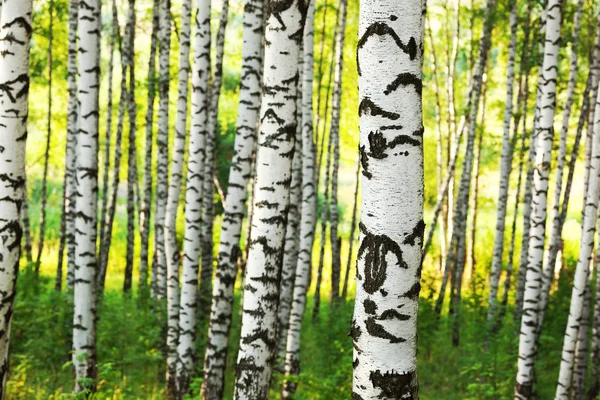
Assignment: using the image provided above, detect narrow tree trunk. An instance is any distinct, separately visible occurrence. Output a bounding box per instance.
[537,0,586,332]
[487,0,518,322]
[64,0,79,288]
[341,155,360,300]
[312,0,330,182]
[553,86,600,400]
[21,178,32,264]
[124,0,137,294]
[98,39,128,295]
[514,0,561,396]
[175,0,210,395]
[153,0,172,300]
[234,2,306,397]
[352,1,424,397]
[0,2,33,395]
[199,0,229,317]
[277,51,303,366]
[99,0,118,260]
[56,187,66,291]
[328,0,348,304]
[163,0,192,394]
[139,0,160,295]
[589,217,600,399]
[73,0,101,392]
[36,0,54,274]
[312,123,332,321]
[571,277,591,400]
[282,3,316,396]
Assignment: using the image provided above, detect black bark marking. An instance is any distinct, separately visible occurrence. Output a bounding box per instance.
[359,97,400,120]
[365,317,406,343]
[384,72,422,95]
[403,220,425,246]
[358,222,406,294]
[369,370,416,399]
[364,299,377,314]
[357,22,417,75]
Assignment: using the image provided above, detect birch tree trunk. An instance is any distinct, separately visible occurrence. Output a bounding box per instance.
[153,0,172,299]
[283,3,316,396]
[329,0,348,304]
[514,0,561,396]
[37,0,54,273]
[175,0,211,394]
[352,1,424,397]
[99,0,118,261]
[342,156,360,300]
[139,0,160,295]
[590,228,600,399]
[64,0,78,288]
[277,55,303,366]
[163,0,192,393]
[199,0,229,315]
[234,1,306,397]
[0,1,32,395]
[124,0,137,294]
[553,86,600,400]
[537,0,585,331]
[73,0,101,391]
[571,277,591,400]
[487,0,518,322]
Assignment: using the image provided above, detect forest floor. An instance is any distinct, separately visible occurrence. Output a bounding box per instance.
[7,262,575,400]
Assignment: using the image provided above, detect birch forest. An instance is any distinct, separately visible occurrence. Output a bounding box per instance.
[5,0,600,398]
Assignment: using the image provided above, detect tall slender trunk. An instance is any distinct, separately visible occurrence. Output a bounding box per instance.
[202,0,264,390]
[98,36,128,295]
[487,0,518,322]
[21,177,32,264]
[0,1,32,395]
[514,0,561,396]
[282,3,316,396]
[468,81,485,276]
[277,50,303,366]
[313,123,332,321]
[199,0,229,316]
[139,0,160,295]
[153,0,172,300]
[175,0,210,395]
[589,217,600,399]
[553,82,600,400]
[56,187,66,291]
[341,155,360,300]
[64,0,79,288]
[124,0,137,294]
[163,0,192,394]
[73,0,101,392]
[312,0,330,182]
[352,1,424,397]
[328,0,348,304]
[571,277,591,400]
[537,0,586,332]
[234,2,306,397]
[36,0,54,274]
[99,0,118,260]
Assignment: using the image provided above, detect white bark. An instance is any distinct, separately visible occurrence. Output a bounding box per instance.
[538,0,585,331]
[73,0,101,392]
[201,0,264,397]
[514,0,561,396]
[164,0,192,393]
[234,2,305,398]
[487,0,518,322]
[283,2,316,396]
[553,83,600,400]
[0,1,32,395]
[175,0,210,394]
[352,1,424,398]
[153,0,172,299]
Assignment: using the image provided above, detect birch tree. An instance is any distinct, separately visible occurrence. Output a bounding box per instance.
[234,1,306,397]
[164,0,192,393]
[283,2,316,396]
[139,0,160,293]
[487,0,517,322]
[514,0,561,396]
[202,0,264,395]
[352,0,424,397]
[175,0,211,394]
[0,0,33,395]
[153,0,172,299]
[73,0,101,391]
